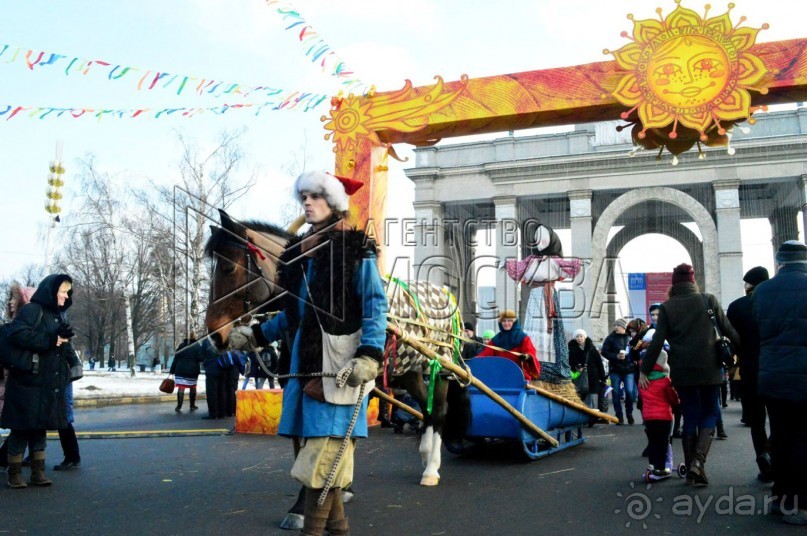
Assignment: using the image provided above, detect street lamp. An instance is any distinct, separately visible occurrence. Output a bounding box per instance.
[44,152,65,272]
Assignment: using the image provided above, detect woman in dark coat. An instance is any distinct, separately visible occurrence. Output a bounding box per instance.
[170,335,202,412]
[1,274,78,489]
[640,264,740,487]
[568,329,607,409]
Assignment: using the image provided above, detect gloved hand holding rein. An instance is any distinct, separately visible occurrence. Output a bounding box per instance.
[346,356,379,387]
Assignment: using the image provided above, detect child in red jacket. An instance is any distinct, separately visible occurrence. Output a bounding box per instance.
[639,350,680,479]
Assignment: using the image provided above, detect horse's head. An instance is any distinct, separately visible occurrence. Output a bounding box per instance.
[204,209,299,350]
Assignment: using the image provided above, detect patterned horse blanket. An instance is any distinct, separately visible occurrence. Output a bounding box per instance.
[384,278,462,376]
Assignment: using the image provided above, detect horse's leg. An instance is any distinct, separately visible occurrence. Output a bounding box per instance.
[399,371,444,486]
[280,437,305,530]
[398,372,432,465]
[420,375,449,487]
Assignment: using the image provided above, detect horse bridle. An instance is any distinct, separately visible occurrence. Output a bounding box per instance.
[219,237,274,319]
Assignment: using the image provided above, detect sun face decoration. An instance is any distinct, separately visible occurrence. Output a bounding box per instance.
[605,1,772,156]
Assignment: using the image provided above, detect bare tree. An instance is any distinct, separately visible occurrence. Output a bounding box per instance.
[278,132,311,227]
[144,128,256,338]
[58,157,163,375]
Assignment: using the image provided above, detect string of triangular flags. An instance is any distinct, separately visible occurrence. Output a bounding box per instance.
[0,0,368,120]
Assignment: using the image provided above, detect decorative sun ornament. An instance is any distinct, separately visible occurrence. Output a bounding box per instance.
[605,1,773,158]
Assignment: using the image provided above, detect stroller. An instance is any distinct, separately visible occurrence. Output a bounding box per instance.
[390,389,422,434]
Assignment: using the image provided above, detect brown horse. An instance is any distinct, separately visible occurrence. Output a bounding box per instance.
[204,210,466,526]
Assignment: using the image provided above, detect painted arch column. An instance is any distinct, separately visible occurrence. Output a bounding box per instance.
[412,201,448,287]
[714,181,744,304]
[569,190,593,336]
[494,196,520,315]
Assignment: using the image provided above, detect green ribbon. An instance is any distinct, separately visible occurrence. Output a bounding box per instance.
[427,358,442,414]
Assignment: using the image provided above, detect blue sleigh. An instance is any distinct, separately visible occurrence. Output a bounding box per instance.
[446,357,594,460]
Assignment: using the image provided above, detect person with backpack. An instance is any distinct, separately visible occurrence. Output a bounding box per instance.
[0,274,79,489]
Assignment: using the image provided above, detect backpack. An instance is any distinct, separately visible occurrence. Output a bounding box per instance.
[0,305,44,373]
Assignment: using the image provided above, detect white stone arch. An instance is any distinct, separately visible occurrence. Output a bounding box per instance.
[586,187,718,338]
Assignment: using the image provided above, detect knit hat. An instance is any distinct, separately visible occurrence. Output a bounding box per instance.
[775,240,807,265]
[573,328,587,339]
[463,322,475,332]
[499,309,517,321]
[482,330,495,340]
[294,170,364,211]
[614,318,628,330]
[743,266,770,286]
[671,263,695,285]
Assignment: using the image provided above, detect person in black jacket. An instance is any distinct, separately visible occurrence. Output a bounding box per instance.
[727,266,772,482]
[752,241,807,524]
[568,329,607,411]
[641,264,740,487]
[1,274,78,489]
[461,322,483,360]
[170,334,204,413]
[201,341,227,420]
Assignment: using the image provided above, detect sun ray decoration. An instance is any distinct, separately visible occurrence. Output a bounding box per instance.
[605,1,774,160]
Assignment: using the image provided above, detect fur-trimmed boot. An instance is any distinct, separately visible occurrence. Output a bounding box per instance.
[7,454,27,489]
[29,451,52,486]
[689,427,714,487]
[301,487,333,536]
[682,433,697,484]
[175,391,185,412]
[326,487,350,536]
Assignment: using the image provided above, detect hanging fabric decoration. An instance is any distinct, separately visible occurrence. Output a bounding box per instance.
[0,98,331,121]
[0,43,331,110]
[265,0,368,95]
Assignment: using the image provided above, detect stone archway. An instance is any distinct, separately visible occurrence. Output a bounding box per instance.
[587,187,719,338]
[604,218,705,326]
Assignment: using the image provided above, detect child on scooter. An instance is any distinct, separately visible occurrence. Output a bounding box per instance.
[639,349,680,480]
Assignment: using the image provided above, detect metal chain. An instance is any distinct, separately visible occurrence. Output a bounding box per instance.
[318,370,365,506]
[247,352,365,507]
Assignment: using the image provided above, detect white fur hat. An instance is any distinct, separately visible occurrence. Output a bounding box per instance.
[573,328,587,339]
[294,170,363,212]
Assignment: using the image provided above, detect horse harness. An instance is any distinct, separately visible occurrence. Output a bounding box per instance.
[219,235,274,319]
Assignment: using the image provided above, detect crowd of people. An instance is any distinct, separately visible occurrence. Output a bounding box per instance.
[454,245,807,524]
[2,167,805,528]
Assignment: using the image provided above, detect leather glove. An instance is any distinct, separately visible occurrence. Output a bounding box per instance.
[57,323,76,339]
[230,325,258,350]
[346,356,379,387]
[250,323,270,347]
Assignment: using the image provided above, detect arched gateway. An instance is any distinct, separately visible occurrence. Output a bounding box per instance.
[320,6,807,341]
[405,110,807,339]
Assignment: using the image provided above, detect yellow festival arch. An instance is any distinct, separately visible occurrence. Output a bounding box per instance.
[323,1,807,252]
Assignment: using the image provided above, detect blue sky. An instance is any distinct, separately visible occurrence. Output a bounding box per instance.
[1,0,803,284]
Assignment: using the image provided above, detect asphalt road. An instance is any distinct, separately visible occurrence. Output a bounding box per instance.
[0,400,796,535]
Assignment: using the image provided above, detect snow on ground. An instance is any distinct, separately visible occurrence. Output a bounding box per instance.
[72,370,206,399]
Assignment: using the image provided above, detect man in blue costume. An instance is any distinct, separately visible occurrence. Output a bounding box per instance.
[248,170,388,536]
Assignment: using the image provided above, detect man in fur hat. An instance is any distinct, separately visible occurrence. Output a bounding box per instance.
[247,171,388,536]
[752,241,807,524]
